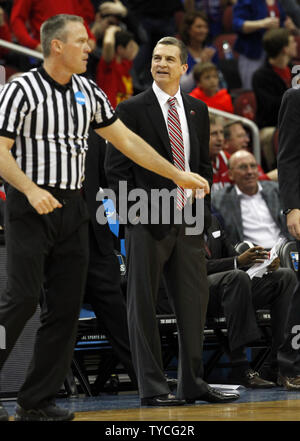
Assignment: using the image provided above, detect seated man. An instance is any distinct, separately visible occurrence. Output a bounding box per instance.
[211,149,292,247]
[223,120,277,181]
[209,114,231,193]
[205,215,299,389]
[209,116,275,194]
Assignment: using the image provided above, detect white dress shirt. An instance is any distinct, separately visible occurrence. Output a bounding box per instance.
[236,183,283,249]
[152,82,192,199]
[152,81,191,172]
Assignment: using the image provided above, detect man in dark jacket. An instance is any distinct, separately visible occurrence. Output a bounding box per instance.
[252,28,297,170]
[205,215,299,389]
[252,28,296,129]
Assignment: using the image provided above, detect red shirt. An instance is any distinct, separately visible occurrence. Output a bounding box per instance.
[96,57,134,109]
[0,20,12,58]
[10,0,95,49]
[267,2,280,18]
[212,150,231,185]
[190,87,234,114]
[272,65,291,88]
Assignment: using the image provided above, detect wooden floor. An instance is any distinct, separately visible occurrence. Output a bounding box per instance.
[4,389,300,423]
[73,399,300,421]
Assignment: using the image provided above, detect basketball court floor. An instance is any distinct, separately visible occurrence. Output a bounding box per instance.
[2,386,300,422]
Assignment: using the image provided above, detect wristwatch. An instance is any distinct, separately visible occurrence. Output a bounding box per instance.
[283,208,294,215]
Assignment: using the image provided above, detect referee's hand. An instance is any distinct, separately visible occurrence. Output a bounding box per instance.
[26,187,62,215]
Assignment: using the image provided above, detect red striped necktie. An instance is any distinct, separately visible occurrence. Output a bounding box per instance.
[167,96,187,210]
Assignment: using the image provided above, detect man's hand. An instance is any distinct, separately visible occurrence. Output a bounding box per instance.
[174,171,210,197]
[201,47,216,63]
[99,1,127,17]
[262,17,280,29]
[26,187,62,215]
[267,256,280,272]
[286,209,300,240]
[237,246,269,267]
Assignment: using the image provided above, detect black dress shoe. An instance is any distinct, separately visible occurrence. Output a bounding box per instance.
[14,403,75,421]
[186,385,239,404]
[0,402,9,421]
[141,393,185,406]
[232,369,276,389]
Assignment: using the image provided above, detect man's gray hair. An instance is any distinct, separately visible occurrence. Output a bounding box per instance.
[40,14,83,58]
[153,36,188,65]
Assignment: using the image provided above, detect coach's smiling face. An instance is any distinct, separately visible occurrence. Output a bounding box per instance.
[151,43,187,95]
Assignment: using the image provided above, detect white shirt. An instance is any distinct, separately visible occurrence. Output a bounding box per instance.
[152,81,192,200]
[152,81,191,172]
[236,183,282,249]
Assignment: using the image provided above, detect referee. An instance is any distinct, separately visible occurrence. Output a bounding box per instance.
[0,14,209,421]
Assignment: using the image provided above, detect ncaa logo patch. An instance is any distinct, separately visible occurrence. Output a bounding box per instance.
[75,91,86,105]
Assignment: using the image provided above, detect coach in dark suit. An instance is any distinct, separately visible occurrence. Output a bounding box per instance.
[105,36,239,406]
[277,86,300,388]
[278,87,300,242]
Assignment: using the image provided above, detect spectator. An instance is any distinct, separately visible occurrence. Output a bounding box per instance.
[223,120,278,180]
[10,0,96,52]
[205,215,298,389]
[179,10,220,92]
[190,61,234,113]
[96,26,138,108]
[90,1,128,43]
[0,5,11,59]
[252,28,297,170]
[127,0,184,89]
[212,149,292,247]
[209,116,275,194]
[232,0,296,90]
[279,0,300,28]
[208,114,231,192]
[183,0,237,37]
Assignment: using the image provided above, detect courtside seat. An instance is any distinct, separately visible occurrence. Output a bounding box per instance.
[277,240,298,272]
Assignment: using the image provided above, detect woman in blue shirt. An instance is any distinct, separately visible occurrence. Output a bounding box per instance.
[179,10,221,92]
[233,0,296,90]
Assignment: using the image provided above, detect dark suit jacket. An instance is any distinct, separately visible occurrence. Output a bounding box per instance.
[252,60,289,128]
[205,216,238,275]
[211,181,291,245]
[104,87,213,240]
[278,87,300,211]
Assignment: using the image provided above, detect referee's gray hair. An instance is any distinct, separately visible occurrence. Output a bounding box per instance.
[41,14,84,58]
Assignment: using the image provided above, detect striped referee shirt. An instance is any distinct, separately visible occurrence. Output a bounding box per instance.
[0,67,117,189]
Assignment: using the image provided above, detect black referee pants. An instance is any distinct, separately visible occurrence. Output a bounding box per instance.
[0,186,90,409]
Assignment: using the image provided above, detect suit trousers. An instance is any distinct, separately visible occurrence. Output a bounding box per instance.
[125,223,209,400]
[207,270,261,352]
[276,240,300,375]
[207,267,298,372]
[0,186,89,409]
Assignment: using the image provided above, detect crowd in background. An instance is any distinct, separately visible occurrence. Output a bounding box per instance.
[0,0,299,213]
[0,2,300,408]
